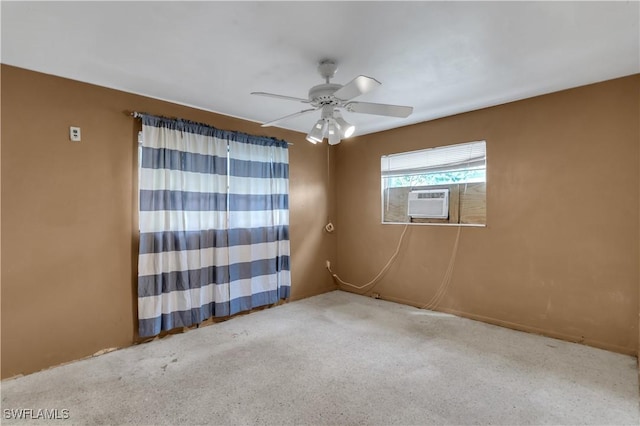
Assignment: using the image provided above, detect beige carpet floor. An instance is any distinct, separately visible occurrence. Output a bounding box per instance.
[1,290,638,425]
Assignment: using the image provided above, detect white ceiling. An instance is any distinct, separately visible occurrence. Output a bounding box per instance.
[2,1,639,138]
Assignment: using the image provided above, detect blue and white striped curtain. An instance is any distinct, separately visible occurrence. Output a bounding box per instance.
[227,137,291,314]
[137,115,290,337]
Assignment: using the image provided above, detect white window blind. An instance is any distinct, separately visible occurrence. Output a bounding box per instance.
[381,140,486,177]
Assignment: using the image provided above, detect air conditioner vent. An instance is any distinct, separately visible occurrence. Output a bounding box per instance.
[408,189,449,218]
[417,192,445,199]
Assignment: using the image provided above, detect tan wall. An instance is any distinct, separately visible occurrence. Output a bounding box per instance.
[0,65,336,378]
[334,75,639,355]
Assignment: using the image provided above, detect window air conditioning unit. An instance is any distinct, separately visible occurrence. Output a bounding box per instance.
[408,189,449,219]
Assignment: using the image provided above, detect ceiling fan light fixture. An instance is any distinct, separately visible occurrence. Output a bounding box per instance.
[327,120,341,145]
[333,111,355,138]
[305,135,319,144]
[306,119,325,143]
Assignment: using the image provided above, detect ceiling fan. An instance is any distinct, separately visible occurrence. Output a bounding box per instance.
[251,59,413,145]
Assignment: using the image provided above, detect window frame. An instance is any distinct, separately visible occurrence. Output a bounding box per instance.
[380,140,487,227]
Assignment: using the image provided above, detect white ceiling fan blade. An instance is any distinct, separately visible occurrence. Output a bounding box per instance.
[333,76,381,101]
[346,102,413,118]
[260,108,318,127]
[251,92,310,103]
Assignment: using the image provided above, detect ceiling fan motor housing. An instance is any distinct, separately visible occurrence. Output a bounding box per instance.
[308,84,342,106]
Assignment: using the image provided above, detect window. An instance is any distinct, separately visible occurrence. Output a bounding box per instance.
[381,141,486,225]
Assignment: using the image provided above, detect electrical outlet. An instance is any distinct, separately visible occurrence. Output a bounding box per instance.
[69,126,81,142]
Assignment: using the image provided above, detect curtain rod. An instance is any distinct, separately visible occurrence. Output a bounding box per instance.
[128,111,294,145]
